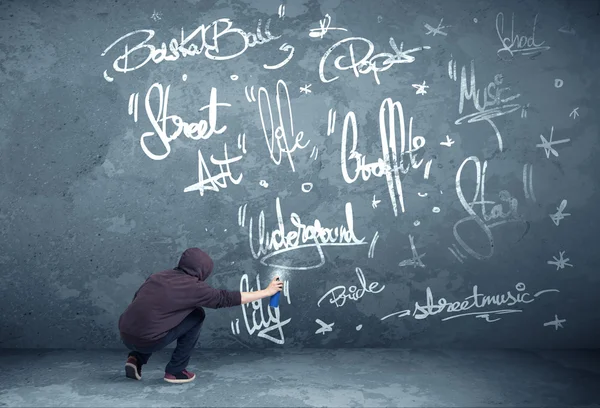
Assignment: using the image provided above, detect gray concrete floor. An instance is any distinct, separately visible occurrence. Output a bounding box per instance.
[0,348,599,407]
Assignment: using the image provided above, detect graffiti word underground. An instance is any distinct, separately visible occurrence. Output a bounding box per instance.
[247,197,367,270]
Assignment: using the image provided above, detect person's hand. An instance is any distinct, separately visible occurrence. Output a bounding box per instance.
[266,277,284,296]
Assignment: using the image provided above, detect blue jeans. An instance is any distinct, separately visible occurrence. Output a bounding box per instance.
[122,308,205,375]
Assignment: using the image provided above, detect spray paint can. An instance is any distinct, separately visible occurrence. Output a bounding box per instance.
[269,277,281,308]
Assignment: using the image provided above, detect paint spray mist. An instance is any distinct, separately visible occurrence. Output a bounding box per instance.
[269,269,287,308]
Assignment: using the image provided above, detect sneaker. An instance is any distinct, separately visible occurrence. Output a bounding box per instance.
[125,356,142,380]
[164,369,196,384]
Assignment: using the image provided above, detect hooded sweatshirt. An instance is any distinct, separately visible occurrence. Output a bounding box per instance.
[118,248,241,347]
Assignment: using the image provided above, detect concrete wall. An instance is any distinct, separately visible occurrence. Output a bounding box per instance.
[1,0,599,348]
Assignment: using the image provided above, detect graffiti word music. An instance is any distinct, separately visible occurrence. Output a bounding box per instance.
[455,60,520,152]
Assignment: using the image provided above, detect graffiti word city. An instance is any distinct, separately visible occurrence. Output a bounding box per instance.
[238,273,291,345]
[247,198,367,270]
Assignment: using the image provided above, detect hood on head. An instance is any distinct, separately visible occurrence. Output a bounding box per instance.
[176,248,213,281]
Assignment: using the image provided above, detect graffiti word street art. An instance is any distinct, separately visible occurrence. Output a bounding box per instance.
[246,198,367,270]
[317,267,385,308]
[454,156,525,260]
[381,282,559,323]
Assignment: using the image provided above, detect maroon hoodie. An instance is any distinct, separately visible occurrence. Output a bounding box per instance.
[118,248,241,347]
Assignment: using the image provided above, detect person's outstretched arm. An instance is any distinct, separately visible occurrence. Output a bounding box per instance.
[241,276,283,305]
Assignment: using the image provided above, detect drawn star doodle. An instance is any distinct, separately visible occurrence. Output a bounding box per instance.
[309,14,348,39]
[536,126,570,159]
[424,19,449,36]
[543,314,566,330]
[315,319,335,335]
[150,10,162,21]
[440,135,455,147]
[398,235,426,268]
[549,199,570,226]
[412,81,429,95]
[371,195,381,209]
[547,251,572,270]
[299,84,312,94]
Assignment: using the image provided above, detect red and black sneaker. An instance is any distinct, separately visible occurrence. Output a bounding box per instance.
[125,356,142,380]
[164,369,196,384]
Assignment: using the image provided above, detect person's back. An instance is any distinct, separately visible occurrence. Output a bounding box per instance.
[119,247,283,383]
